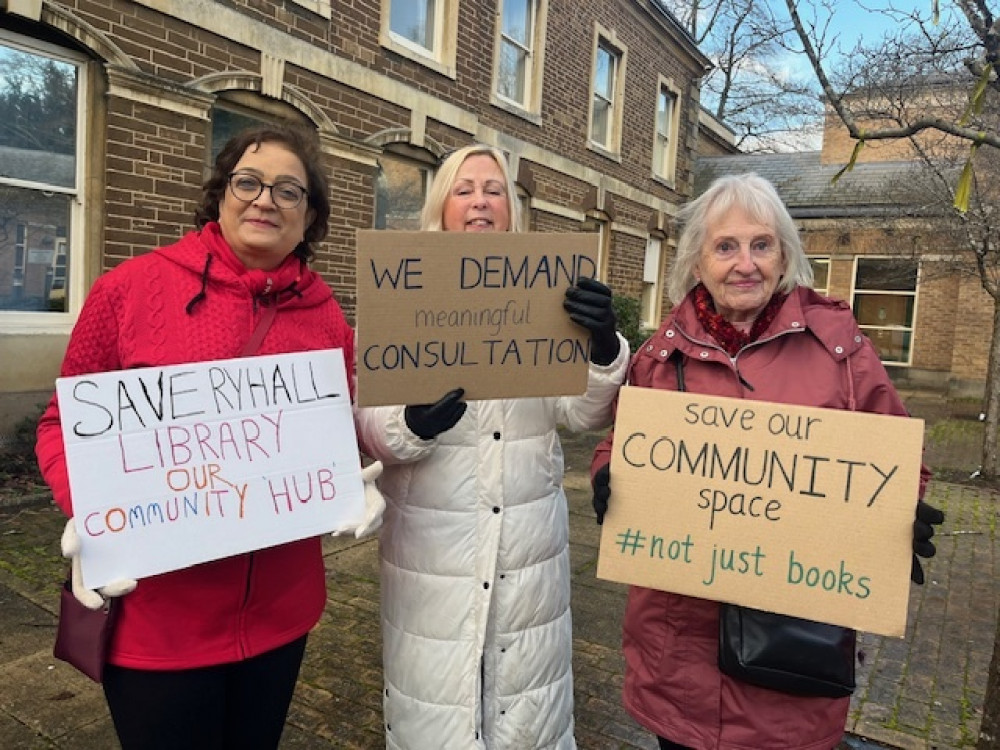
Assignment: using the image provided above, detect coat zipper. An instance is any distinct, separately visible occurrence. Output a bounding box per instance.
[673,326,806,392]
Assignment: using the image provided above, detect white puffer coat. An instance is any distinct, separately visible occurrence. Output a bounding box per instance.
[356,335,627,750]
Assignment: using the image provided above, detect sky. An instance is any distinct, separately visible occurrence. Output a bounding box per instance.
[822,0,932,46]
[764,0,956,150]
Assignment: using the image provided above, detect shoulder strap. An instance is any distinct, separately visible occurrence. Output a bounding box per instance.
[239,304,277,357]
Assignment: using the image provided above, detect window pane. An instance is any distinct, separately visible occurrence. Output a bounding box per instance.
[498,41,527,103]
[863,327,911,363]
[211,108,271,163]
[592,98,610,145]
[855,258,918,291]
[0,44,77,188]
[595,46,614,99]
[657,89,672,136]
[809,258,829,292]
[854,294,914,328]
[391,0,434,50]
[0,185,71,311]
[643,238,660,283]
[502,0,532,46]
[641,283,657,326]
[375,156,428,230]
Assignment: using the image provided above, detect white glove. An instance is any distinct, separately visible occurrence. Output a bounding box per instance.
[61,518,137,610]
[331,461,386,540]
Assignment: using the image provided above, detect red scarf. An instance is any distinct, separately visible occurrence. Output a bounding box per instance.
[692,284,786,357]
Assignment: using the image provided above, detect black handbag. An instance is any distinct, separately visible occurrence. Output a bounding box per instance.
[718,603,856,698]
[53,578,119,683]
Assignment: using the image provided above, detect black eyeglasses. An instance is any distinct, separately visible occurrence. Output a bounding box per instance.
[227,173,308,210]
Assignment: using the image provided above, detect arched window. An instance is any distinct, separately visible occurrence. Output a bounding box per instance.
[209,95,312,165]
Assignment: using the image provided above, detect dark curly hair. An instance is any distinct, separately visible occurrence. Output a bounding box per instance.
[195,124,331,263]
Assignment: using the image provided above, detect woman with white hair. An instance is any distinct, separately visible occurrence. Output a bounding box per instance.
[589,172,942,749]
[357,144,629,749]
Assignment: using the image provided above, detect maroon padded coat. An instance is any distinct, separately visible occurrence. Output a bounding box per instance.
[592,286,931,749]
[36,222,355,670]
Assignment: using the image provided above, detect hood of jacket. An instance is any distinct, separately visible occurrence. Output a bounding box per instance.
[154,221,333,313]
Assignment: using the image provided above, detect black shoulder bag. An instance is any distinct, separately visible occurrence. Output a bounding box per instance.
[673,354,857,698]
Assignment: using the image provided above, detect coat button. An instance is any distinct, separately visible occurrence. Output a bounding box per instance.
[483,582,490,589]
[700,351,710,358]
[493,431,501,440]
[665,329,675,338]
[493,506,500,514]
[835,346,844,354]
[659,350,668,357]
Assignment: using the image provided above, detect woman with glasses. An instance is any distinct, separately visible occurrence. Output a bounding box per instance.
[36,124,362,749]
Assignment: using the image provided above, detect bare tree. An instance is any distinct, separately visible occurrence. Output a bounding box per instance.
[783,4,1000,744]
[657,0,823,151]
[785,0,1000,482]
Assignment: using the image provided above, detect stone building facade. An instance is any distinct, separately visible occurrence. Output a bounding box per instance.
[0,0,711,436]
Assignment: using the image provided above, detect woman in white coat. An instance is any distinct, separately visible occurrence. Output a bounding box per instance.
[356,144,629,750]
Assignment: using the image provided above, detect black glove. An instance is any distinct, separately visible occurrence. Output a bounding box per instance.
[404,388,467,440]
[911,500,945,584]
[564,277,620,366]
[592,463,611,525]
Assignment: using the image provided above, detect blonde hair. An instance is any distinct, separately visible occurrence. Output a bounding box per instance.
[421,144,522,232]
[667,173,812,304]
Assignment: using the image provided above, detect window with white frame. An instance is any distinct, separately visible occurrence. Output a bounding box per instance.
[809,257,830,296]
[641,236,663,328]
[852,257,919,365]
[494,0,547,115]
[381,0,458,78]
[0,31,84,317]
[589,33,625,154]
[581,213,609,279]
[653,79,680,183]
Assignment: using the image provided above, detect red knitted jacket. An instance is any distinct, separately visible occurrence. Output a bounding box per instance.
[36,223,356,670]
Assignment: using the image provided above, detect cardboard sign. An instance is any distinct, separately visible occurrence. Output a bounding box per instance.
[56,349,364,589]
[355,230,599,406]
[597,386,925,637]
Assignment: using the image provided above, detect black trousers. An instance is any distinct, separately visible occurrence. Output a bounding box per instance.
[102,635,307,750]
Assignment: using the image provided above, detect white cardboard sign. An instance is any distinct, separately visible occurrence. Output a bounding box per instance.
[56,349,363,589]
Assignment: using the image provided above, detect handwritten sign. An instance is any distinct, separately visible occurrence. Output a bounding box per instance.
[355,230,599,407]
[597,386,924,637]
[56,349,364,589]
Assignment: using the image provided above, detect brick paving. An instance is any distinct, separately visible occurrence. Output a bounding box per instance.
[0,442,997,748]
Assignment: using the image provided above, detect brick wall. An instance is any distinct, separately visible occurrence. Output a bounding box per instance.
[801,224,993,388]
[0,0,711,431]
